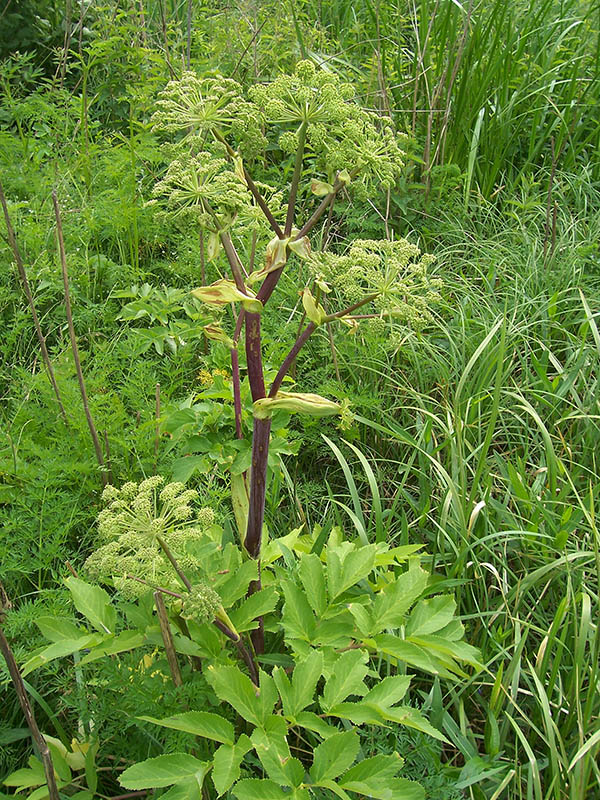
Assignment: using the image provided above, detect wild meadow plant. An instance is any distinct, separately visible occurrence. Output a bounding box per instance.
[1,63,480,800]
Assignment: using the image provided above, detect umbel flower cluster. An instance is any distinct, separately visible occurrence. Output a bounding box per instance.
[85,477,216,600]
[150,60,406,218]
[311,239,442,330]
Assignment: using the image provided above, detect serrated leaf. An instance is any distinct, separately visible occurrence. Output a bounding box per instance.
[205,665,260,725]
[137,712,234,745]
[21,634,104,676]
[383,706,448,743]
[233,779,290,799]
[295,711,339,739]
[35,616,85,642]
[79,630,145,664]
[339,753,404,788]
[373,634,457,678]
[406,595,456,637]
[363,675,411,707]
[372,562,428,633]
[212,734,252,796]
[407,635,482,669]
[321,649,368,711]
[230,587,279,632]
[291,649,323,716]
[250,718,303,787]
[3,759,45,788]
[310,730,359,782]
[347,602,373,636]
[326,544,377,600]
[158,778,203,800]
[298,554,326,616]
[119,754,209,789]
[281,579,316,641]
[65,578,116,634]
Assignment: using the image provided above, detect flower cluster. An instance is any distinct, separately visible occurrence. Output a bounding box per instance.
[85,478,216,599]
[151,153,250,231]
[311,238,442,331]
[181,583,222,624]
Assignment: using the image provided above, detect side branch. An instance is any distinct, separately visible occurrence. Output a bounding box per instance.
[269,322,316,397]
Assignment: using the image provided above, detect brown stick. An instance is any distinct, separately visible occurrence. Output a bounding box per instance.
[0,182,69,425]
[52,191,107,485]
[103,430,113,485]
[154,591,183,688]
[0,622,60,800]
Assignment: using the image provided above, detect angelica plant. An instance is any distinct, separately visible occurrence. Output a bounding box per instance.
[149,61,441,644]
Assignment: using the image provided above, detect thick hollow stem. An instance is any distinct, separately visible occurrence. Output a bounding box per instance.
[0,183,69,425]
[53,191,107,484]
[269,322,316,397]
[244,312,265,401]
[231,347,243,439]
[243,417,271,559]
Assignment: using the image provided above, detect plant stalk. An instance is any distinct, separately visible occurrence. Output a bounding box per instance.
[52,191,107,485]
[0,182,69,426]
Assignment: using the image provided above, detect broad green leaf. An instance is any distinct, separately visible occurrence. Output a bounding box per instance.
[156,777,203,800]
[79,630,145,664]
[383,706,448,743]
[35,616,84,642]
[347,602,373,636]
[233,779,290,800]
[256,670,279,723]
[119,754,209,789]
[295,712,338,740]
[406,595,456,637]
[327,701,386,726]
[272,667,293,717]
[281,579,316,641]
[205,665,260,725]
[298,554,327,616]
[326,543,377,600]
[291,649,323,716]
[137,712,234,745]
[321,650,368,711]
[65,577,116,634]
[230,587,279,632]
[342,776,424,800]
[218,560,258,607]
[310,730,359,782]
[373,635,457,678]
[250,718,303,787]
[363,675,411,707]
[3,758,45,788]
[407,635,482,669]
[339,753,404,789]
[212,734,252,796]
[372,562,428,633]
[21,635,104,676]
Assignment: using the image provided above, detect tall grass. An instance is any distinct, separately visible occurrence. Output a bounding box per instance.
[321,178,600,797]
[301,0,600,200]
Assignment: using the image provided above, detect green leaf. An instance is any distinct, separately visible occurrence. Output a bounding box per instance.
[326,543,377,600]
[372,562,428,633]
[212,734,252,796]
[295,711,339,740]
[321,650,368,711]
[291,649,323,716]
[298,554,327,616]
[340,754,426,799]
[65,577,116,634]
[35,616,85,642]
[138,711,234,745]
[79,630,145,664]
[157,777,204,800]
[373,635,457,678]
[281,579,316,641]
[119,754,209,789]
[230,587,279,632]
[363,675,411,707]
[250,718,303,787]
[407,635,482,670]
[383,706,448,742]
[218,560,258,607]
[310,730,359,782]
[205,665,260,725]
[406,596,456,637]
[3,758,45,788]
[233,779,290,799]
[21,635,104,676]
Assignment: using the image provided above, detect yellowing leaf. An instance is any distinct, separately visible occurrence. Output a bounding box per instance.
[191,280,262,313]
[253,392,340,420]
[311,179,334,196]
[301,289,327,325]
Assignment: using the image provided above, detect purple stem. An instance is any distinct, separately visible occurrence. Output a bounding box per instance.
[245,312,265,401]
[243,416,271,559]
[269,322,316,397]
[231,310,245,440]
